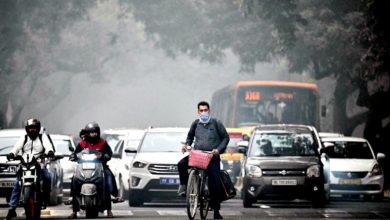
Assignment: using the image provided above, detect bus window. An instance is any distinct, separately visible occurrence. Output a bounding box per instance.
[211,81,320,128]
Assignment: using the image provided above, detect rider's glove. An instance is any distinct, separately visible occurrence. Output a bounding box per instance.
[7,153,15,161]
[47,151,55,158]
[103,154,111,161]
[69,154,76,161]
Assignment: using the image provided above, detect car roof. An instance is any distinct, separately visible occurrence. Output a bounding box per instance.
[103,128,144,135]
[0,129,73,140]
[146,127,189,133]
[253,124,315,133]
[321,136,368,143]
[0,129,26,137]
[50,134,73,140]
[318,132,344,138]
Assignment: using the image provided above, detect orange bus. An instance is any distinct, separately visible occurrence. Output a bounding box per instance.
[211,81,320,129]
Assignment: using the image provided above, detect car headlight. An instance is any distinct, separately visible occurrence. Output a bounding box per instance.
[370,164,382,176]
[307,165,321,178]
[133,161,147,168]
[246,165,262,178]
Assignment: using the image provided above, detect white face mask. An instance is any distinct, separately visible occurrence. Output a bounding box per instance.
[199,111,210,123]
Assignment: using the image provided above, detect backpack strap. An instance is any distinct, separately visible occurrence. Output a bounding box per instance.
[22,135,28,154]
[46,133,56,152]
[38,134,45,154]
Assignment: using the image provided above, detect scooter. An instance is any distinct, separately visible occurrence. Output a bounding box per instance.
[73,148,108,218]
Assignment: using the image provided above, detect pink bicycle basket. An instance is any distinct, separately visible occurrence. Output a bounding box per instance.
[188,150,213,169]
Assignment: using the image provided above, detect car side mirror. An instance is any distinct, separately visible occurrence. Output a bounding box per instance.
[112,153,121,158]
[124,147,137,154]
[54,152,64,160]
[69,146,75,152]
[377,152,385,160]
[242,135,250,142]
[237,147,247,156]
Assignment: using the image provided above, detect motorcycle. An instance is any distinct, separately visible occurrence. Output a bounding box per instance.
[7,153,51,220]
[73,148,108,218]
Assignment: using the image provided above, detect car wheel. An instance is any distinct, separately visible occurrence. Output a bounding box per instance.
[242,190,254,208]
[118,178,128,199]
[128,190,144,207]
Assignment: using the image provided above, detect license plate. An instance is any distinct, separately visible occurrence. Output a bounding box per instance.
[160,178,180,185]
[339,179,361,185]
[0,182,16,187]
[82,163,95,170]
[272,179,297,185]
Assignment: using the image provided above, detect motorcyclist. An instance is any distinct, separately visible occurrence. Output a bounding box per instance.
[6,118,55,220]
[68,122,122,219]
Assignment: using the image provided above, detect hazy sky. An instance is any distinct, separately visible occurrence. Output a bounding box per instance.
[9,1,319,135]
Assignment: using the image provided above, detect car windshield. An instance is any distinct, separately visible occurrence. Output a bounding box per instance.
[0,137,19,154]
[249,132,317,157]
[53,139,73,155]
[139,132,186,152]
[324,141,374,159]
[102,134,124,149]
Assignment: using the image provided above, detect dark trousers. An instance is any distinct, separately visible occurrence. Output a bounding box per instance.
[178,155,222,210]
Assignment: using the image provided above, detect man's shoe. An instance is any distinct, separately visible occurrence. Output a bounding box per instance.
[67,212,77,219]
[6,209,17,220]
[107,210,114,218]
[214,210,223,219]
[112,197,125,203]
[177,185,187,197]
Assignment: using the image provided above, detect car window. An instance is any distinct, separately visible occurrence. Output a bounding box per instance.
[53,139,73,155]
[139,132,186,152]
[325,141,374,159]
[0,137,19,154]
[103,134,123,149]
[249,132,317,157]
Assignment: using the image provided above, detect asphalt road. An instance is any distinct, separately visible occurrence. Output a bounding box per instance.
[1,197,390,220]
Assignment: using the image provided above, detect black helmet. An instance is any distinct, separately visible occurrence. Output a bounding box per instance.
[84,122,100,143]
[24,118,41,139]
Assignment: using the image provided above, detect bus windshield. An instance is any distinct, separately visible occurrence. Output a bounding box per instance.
[236,86,318,127]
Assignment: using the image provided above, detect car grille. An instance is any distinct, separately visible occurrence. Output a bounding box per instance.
[332,171,368,179]
[0,164,18,175]
[330,184,381,191]
[148,164,178,175]
[262,169,306,176]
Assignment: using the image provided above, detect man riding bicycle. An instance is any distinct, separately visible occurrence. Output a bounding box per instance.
[178,101,229,219]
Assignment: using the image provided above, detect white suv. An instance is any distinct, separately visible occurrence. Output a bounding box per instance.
[126,127,188,206]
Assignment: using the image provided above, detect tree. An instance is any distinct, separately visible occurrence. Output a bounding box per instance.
[126,0,370,134]
[0,0,93,127]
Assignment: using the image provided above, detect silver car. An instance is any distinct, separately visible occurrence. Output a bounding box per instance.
[50,134,77,199]
[320,136,385,200]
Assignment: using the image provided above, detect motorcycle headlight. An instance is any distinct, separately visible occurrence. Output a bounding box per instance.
[370,164,382,176]
[307,165,321,178]
[246,165,262,178]
[133,161,147,168]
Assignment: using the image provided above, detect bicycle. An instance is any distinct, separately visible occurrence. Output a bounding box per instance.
[186,149,213,219]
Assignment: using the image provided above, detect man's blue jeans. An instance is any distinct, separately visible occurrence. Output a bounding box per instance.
[9,168,51,209]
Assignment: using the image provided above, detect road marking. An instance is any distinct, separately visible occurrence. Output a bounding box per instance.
[157,210,186,216]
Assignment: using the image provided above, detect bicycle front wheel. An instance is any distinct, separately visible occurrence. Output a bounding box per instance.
[186,169,199,219]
